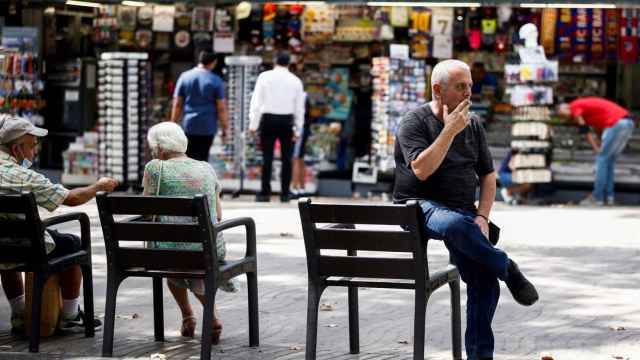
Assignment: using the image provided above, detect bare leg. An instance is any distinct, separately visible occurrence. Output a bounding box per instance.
[193,293,222,343]
[1,271,24,300]
[59,265,81,300]
[167,281,196,337]
[507,183,533,197]
[292,158,305,190]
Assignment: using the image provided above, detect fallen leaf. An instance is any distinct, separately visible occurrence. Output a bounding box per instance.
[608,326,626,331]
[325,324,338,328]
[116,313,140,320]
[320,302,336,311]
[540,351,554,360]
[150,354,167,360]
[280,232,293,237]
[288,345,303,351]
[397,340,409,345]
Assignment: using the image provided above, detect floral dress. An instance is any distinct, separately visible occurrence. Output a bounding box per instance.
[142,157,235,292]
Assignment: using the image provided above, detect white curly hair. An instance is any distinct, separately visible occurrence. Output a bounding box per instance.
[147,121,188,154]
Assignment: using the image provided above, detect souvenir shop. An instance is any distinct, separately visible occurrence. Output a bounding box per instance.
[1,0,639,196]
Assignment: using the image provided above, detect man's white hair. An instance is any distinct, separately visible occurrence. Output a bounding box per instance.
[430,59,470,92]
[147,121,188,154]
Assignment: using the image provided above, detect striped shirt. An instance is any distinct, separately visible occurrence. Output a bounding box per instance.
[0,149,69,269]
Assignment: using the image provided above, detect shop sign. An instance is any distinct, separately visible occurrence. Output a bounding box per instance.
[1,27,39,56]
[619,9,639,64]
[192,7,215,32]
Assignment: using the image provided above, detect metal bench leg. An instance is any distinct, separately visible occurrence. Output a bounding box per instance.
[102,273,120,357]
[153,277,164,342]
[247,271,259,347]
[200,279,217,360]
[413,290,427,360]
[348,285,359,354]
[81,264,95,337]
[305,283,323,360]
[28,273,46,353]
[450,278,463,360]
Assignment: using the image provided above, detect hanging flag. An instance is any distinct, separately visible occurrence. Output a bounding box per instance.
[605,9,620,61]
[572,8,591,62]
[619,9,638,64]
[591,9,605,61]
[556,8,573,61]
[540,8,557,55]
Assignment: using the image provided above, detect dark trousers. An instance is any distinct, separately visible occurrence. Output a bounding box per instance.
[419,200,509,360]
[186,134,215,162]
[259,114,294,196]
[47,229,81,259]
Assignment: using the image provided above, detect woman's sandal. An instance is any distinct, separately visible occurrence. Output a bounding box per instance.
[211,318,223,345]
[181,316,197,337]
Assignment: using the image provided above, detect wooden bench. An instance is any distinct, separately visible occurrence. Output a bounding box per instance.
[298,198,462,360]
[96,193,259,360]
[0,192,95,352]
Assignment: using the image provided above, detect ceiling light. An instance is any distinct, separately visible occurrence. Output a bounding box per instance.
[122,0,146,6]
[66,0,103,8]
[367,2,481,7]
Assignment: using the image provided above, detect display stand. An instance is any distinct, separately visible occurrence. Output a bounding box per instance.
[504,24,557,184]
[97,52,150,188]
[220,56,263,197]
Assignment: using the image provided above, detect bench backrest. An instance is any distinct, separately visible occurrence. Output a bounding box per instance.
[96,193,217,273]
[0,192,47,265]
[298,198,429,283]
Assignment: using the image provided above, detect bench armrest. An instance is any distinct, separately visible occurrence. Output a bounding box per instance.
[41,212,91,252]
[214,217,256,258]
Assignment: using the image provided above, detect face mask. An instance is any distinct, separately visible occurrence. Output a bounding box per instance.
[21,159,33,169]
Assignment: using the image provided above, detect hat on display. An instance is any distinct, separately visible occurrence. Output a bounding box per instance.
[236,2,251,20]
[0,114,48,145]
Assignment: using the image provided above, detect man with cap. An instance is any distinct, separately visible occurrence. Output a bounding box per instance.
[249,51,305,202]
[0,114,118,335]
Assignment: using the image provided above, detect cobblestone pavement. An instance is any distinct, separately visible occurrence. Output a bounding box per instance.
[1,196,639,360]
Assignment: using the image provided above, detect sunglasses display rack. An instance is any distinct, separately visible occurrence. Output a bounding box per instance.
[97,52,150,187]
[0,49,45,126]
[370,57,427,173]
[505,54,558,184]
[220,56,263,195]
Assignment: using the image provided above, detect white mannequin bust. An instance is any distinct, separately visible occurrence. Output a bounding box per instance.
[519,23,539,48]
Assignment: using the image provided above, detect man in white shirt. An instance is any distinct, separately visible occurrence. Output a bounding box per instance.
[249,52,305,202]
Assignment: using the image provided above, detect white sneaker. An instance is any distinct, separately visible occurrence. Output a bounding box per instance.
[607,196,615,206]
[500,188,513,204]
[579,196,605,206]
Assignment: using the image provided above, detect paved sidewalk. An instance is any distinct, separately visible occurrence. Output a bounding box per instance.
[1,196,639,359]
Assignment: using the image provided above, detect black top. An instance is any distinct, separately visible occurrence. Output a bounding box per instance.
[393,104,494,212]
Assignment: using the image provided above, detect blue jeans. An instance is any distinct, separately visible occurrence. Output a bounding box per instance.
[593,118,635,202]
[419,200,509,360]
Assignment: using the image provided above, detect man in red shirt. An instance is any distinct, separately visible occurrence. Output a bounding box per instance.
[557,97,636,205]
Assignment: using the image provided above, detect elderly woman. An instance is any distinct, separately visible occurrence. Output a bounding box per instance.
[142,121,232,344]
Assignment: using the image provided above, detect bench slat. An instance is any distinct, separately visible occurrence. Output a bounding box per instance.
[318,256,417,279]
[308,203,416,225]
[101,195,202,216]
[111,222,204,243]
[314,228,415,252]
[0,195,29,213]
[0,220,34,238]
[116,248,207,270]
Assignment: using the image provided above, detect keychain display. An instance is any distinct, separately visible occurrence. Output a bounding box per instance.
[371,57,427,172]
[0,50,45,125]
